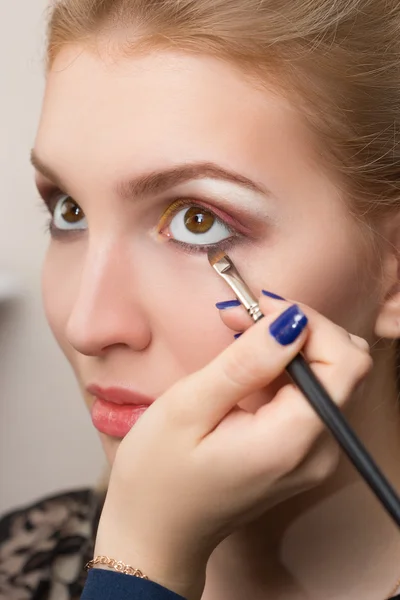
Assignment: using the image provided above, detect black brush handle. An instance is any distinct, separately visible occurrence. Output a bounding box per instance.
[286,353,400,527]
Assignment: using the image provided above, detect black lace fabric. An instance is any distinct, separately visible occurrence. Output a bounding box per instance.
[0,489,105,600]
[2,490,400,600]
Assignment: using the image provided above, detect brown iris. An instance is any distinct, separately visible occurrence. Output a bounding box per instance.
[184,207,215,234]
[61,198,84,224]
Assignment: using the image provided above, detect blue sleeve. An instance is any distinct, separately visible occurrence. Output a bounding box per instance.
[81,569,188,600]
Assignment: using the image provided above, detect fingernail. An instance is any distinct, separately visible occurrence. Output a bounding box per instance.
[262,290,285,301]
[234,333,242,340]
[216,300,241,310]
[269,305,308,346]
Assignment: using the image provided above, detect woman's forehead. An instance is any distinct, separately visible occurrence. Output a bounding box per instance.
[36,48,318,193]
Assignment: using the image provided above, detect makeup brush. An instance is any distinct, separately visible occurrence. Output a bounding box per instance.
[208,249,400,528]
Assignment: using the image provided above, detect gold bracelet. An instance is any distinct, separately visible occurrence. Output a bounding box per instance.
[85,555,149,579]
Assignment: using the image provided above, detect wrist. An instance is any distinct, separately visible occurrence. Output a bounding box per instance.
[92,542,208,600]
[94,495,213,600]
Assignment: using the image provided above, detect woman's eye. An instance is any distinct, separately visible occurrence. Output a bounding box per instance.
[159,203,233,247]
[52,195,87,231]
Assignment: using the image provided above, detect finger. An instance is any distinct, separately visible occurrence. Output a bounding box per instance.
[218,295,370,360]
[349,334,370,352]
[257,295,371,370]
[243,352,371,479]
[216,300,253,333]
[218,293,371,410]
[248,335,372,466]
[267,349,371,432]
[163,304,309,436]
[280,435,340,492]
[217,291,287,334]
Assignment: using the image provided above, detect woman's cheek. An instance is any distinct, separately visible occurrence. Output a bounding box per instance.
[41,246,79,362]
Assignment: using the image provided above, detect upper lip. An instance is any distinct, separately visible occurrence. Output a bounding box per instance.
[87,384,155,406]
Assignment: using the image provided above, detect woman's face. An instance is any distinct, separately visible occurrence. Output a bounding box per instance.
[34,47,382,464]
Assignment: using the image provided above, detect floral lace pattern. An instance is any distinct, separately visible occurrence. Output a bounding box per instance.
[0,489,104,600]
[2,489,400,600]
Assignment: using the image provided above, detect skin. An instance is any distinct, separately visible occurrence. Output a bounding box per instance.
[34,46,400,599]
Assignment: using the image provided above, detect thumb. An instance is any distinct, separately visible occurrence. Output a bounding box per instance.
[162,303,308,437]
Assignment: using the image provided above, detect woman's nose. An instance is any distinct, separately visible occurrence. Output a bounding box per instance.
[66,239,152,356]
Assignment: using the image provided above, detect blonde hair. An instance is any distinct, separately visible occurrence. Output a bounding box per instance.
[47,0,400,222]
[46,0,400,392]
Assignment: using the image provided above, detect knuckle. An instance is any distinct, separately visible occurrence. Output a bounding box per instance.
[336,345,372,388]
[327,348,373,405]
[348,348,373,380]
[337,324,351,339]
[281,428,315,473]
[308,453,339,486]
[301,344,372,412]
[304,444,340,486]
[351,335,370,352]
[288,398,316,436]
[274,447,305,477]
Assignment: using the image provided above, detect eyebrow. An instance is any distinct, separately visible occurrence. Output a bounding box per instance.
[30,149,269,200]
[31,150,69,192]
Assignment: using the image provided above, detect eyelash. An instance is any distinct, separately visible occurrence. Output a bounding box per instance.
[166,235,239,256]
[37,198,57,236]
[39,190,244,253]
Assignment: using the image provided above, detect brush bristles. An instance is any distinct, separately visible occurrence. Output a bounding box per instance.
[207,249,227,266]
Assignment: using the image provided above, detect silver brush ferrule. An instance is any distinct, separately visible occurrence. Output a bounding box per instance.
[210,254,263,323]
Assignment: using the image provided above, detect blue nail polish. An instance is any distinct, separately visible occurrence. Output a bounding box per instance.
[262,290,285,301]
[234,333,242,340]
[269,305,308,346]
[216,300,241,310]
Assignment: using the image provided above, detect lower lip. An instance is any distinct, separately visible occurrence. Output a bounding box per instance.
[91,398,149,438]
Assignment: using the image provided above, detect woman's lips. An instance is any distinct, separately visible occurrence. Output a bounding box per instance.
[91,398,149,438]
[87,386,155,438]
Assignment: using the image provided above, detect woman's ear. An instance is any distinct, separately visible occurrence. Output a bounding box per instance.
[374,215,400,339]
